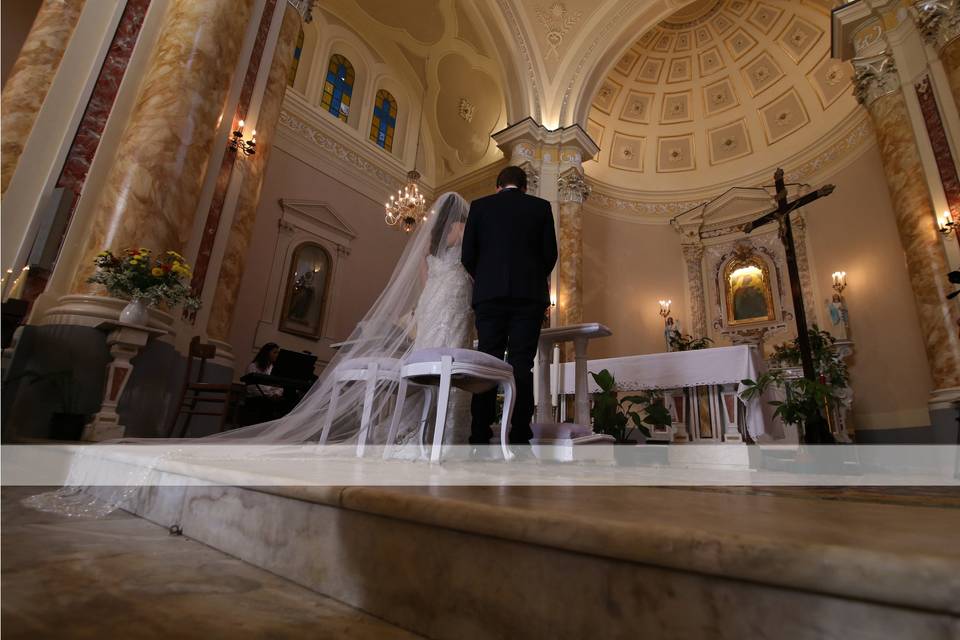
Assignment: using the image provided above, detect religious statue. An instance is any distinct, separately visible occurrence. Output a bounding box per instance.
[664,316,681,351]
[827,294,850,340]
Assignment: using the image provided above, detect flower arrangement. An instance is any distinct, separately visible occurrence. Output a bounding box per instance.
[88,248,201,311]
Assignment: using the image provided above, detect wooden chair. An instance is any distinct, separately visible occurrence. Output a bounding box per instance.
[169,337,239,437]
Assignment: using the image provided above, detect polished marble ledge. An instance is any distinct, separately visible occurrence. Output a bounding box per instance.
[124,458,960,615]
[28,444,960,616]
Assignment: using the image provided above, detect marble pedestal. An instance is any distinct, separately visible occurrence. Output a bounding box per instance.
[82,322,166,441]
[537,323,611,427]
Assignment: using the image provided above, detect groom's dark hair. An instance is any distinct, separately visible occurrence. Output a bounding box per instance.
[497,166,527,192]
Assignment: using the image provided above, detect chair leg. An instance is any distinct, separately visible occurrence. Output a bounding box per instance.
[356,363,379,457]
[418,386,433,459]
[383,378,410,459]
[318,381,342,446]
[500,378,516,461]
[431,357,453,463]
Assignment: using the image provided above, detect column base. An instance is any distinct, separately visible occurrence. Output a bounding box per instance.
[208,338,235,369]
[39,294,175,331]
[82,414,126,442]
[928,387,960,410]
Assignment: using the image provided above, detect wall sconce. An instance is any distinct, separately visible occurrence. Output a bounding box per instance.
[831,271,847,296]
[229,119,256,156]
[658,299,672,321]
[938,210,956,236]
[550,292,557,307]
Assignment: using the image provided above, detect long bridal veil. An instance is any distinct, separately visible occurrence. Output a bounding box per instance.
[25,192,472,517]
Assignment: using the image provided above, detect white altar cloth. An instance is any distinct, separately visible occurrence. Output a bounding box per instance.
[558,345,779,439]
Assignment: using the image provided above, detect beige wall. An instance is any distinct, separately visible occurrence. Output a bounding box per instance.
[582,218,687,359]
[803,144,933,430]
[581,144,933,431]
[228,146,409,369]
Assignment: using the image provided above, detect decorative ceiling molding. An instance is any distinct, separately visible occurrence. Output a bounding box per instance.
[581,0,859,194]
[584,109,874,222]
[496,0,544,120]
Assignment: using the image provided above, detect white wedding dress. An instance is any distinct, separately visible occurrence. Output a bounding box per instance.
[396,250,474,445]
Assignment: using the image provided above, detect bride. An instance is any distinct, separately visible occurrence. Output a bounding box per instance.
[26,193,478,517]
[220,190,474,447]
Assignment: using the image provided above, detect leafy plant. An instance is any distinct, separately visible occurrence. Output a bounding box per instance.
[668,333,713,352]
[88,248,200,311]
[740,326,850,438]
[767,326,850,390]
[590,369,672,443]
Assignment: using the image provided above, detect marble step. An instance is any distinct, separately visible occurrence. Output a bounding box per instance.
[119,459,960,640]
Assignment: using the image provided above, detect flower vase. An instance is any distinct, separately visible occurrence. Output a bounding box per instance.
[119,299,150,326]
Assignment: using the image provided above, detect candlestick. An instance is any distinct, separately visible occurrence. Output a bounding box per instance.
[831,271,847,295]
[658,299,672,320]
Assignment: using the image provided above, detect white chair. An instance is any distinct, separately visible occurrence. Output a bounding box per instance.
[318,357,401,456]
[384,347,516,462]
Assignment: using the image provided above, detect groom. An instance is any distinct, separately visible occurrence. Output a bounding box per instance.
[461,166,558,445]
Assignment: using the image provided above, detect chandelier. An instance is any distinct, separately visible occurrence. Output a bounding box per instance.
[385,63,430,233]
[385,170,427,232]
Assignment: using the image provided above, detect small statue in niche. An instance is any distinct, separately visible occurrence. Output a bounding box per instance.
[827,293,849,340]
[289,270,316,322]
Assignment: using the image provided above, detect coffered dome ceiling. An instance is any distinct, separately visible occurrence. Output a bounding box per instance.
[586,0,859,196]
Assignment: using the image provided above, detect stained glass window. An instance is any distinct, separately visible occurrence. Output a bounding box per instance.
[320,54,354,123]
[369,89,397,152]
[287,28,304,87]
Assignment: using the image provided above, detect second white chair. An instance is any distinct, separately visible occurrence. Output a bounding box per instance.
[318,357,401,456]
[384,347,516,462]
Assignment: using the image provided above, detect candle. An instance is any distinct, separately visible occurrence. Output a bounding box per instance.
[551,343,560,408]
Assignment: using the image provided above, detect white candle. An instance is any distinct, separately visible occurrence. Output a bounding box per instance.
[551,343,560,407]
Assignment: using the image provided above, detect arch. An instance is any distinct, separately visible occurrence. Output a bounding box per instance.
[320,54,355,123]
[369,89,398,152]
[280,242,333,339]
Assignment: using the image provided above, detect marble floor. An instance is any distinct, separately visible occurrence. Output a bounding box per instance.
[1,487,422,640]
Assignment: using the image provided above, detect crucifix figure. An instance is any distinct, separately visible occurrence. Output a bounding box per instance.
[743,168,836,443]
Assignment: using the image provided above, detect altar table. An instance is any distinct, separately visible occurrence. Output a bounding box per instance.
[556,345,779,441]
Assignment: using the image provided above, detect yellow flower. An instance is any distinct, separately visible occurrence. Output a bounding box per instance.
[151,268,163,277]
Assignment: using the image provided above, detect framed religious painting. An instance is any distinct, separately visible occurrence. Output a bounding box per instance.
[279,242,331,339]
[723,250,775,326]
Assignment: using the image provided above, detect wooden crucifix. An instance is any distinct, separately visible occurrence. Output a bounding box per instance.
[743,168,836,443]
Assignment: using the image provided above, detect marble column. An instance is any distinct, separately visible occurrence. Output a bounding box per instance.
[207,3,302,342]
[556,169,590,328]
[0,0,85,196]
[71,0,256,293]
[681,242,707,338]
[855,53,960,391]
[913,0,960,108]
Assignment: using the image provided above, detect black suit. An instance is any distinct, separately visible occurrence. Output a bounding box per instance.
[462,188,558,444]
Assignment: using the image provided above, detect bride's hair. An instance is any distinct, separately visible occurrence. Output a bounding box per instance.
[429,194,468,256]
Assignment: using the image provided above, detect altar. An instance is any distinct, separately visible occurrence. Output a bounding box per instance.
[555,345,781,442]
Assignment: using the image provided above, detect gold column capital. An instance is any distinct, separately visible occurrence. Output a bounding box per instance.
[853,51,901,107]
[286,0,315,23]
[557,167,590,204]
[912,0,960,51]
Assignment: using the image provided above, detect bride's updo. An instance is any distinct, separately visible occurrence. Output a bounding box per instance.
[429,194,468,256]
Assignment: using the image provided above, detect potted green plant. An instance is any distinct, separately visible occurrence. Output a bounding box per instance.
[740,327,850,442]
[88,248,201,325]
[668,333,713,352]
[590,369,673,464]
